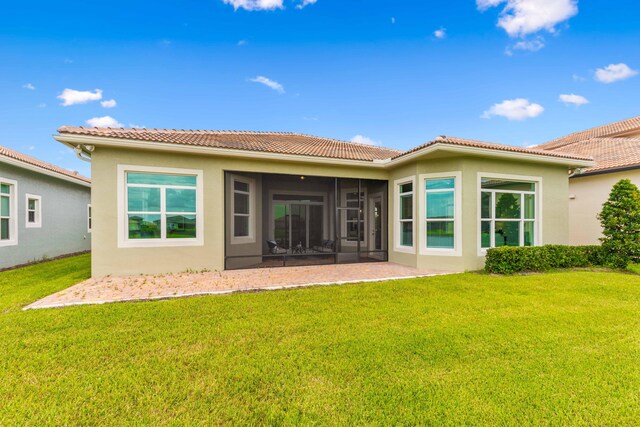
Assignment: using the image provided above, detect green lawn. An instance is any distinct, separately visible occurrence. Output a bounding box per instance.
[2,255,640,425]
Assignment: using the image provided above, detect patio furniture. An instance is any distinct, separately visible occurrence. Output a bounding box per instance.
[266,240,288,254]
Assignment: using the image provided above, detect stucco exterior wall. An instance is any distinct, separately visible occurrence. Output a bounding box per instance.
[0,162,91,269]
[91,146,572,277]
[568,169,640,245]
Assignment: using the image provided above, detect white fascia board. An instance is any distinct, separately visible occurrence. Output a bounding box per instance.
[54,135,595,171]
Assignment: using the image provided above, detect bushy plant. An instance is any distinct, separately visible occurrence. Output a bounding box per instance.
[485,245,605,274]
[598,179,640,268]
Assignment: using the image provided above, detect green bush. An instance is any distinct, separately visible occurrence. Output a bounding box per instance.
[485,245,606,274]
[598,179,640,269]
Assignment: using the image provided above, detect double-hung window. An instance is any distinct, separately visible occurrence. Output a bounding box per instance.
[231,176,254,243]
[425,178,456,250]
[480,177,537,250]
[0,179,17,246]
[397,180,414,249]
[119,166,203,247]
[25,194,42,228]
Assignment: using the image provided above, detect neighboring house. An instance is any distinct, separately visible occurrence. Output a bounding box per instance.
[0,145,91,269]
[54,127,592,278]
[537,115,640,245]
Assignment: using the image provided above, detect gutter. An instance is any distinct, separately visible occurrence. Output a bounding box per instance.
[570,164,640,178]
[54,134,595,170]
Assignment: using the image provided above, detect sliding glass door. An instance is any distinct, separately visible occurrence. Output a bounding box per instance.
[272,199,324,251]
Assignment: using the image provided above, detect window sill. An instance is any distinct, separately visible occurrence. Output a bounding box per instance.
[230,236,256,245]
[394,245,416,254]
[0,239,18,247]
[118,238,204,249]
[420,248,461,257]
[25,223,42,229]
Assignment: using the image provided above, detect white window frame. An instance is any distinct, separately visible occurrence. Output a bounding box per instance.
[0,177,18,247]
[230,175,256,245]
[340,187,367,247]
[394,176,416,254]
[477,172,542,256]
[25,194,42,229]
[117,165,204,248]
[87,204,92,233]
[419,172,462,256]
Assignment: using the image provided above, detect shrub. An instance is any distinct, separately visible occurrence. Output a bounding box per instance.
[485,245,605,274]
[598,179,640,269]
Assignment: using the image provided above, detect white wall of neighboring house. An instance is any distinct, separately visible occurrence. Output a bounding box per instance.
[568,168,640,245]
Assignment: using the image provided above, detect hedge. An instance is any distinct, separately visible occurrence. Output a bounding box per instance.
[485,245,608,274]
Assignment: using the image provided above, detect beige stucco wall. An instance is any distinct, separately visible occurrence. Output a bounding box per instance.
[91,146,572,277]
[568,169,640,245]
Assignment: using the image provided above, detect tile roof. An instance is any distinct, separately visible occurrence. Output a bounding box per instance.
[57,127,593,164]
[549,137,640,174]
[0,145,91,184]
[57,126,402,162]
[392,135,593,162]
[537,115,640,150]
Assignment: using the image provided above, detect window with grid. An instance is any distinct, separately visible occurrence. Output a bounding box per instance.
[0,182,14,242]
[126,172,198,241]
[232,177,252,239]
[398,182,414,247]
[480,178,536,249]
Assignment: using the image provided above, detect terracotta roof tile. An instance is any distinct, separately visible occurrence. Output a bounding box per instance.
[57,127,592,164]
[57,126,402,162]
[537,115,640,150]
[550,137,640,173]
[0,145,91,184]
[392,135,593,162]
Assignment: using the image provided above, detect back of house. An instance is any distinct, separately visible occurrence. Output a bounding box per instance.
[54,127,592,278]
[0,145,91,269]
[537,115,640,245]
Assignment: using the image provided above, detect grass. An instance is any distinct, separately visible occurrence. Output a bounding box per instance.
[2,255,640,425]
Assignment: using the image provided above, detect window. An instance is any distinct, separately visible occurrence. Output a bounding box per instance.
[345,191,365,242]
[231,176,255,243]
[87,204,92,233]
[25,194,42,228]
[117,165,203,248]
[480,177,537,250]
[397,179,414,249]
[425,178,455,250]
[0,179,17,246]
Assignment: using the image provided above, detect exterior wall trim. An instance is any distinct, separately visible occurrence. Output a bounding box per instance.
[24,193,42,229]
[0,157,90,188]
[418,171,463,257]
[476,172,543,257]
[393,175,416,254]
[0,177,18,247]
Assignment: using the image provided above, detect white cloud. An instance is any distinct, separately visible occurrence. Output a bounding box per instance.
[28,146,35,151]
[351,135,381,146]
[23,83,36,90]
[505,36,545,55]
[295,0,316,9]
[36,103,47,108]
[559,93,589,106]
[86,116,123,128]
[101,99,117,108]
[57,88,103,106]
[481,98,544,121]
[391,17,396,24]
[223,0,284,11]
[129,123,145,128]
[594,63,638,84]
[434,28,446,39]
[572,73,587,82]
[477,0,578,37]
[237,39,248,46]
[250,76,285,93]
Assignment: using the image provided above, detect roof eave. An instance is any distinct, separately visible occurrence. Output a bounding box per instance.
[0,155,91,187]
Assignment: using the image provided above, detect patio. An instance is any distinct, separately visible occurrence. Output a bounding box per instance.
[24,262,449,310]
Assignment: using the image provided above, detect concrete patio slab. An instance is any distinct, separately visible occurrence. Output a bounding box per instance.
[24,262,450,310]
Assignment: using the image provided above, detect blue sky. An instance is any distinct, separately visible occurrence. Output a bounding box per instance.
[1,0,639,176]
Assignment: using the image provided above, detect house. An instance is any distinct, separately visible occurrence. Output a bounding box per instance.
[537,115,640,245]
[0,145,91,269]
[54,127,593,278]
